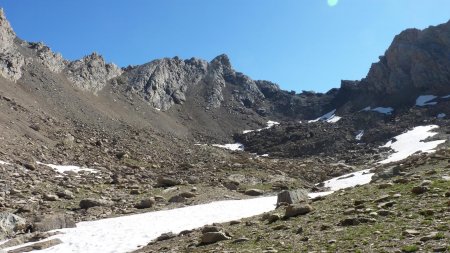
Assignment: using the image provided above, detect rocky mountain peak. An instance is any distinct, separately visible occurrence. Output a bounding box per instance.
[0,8,15,53]
[65,52,122,94]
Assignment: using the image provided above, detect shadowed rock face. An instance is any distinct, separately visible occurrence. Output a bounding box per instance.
[334,20,450,109]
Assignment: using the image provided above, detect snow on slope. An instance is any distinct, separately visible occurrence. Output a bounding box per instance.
[442,94,450,99]
[415,95,437,106]
[437,113,446,118]
[243,120,280,134]
[308,109,341,123]
[379,125,446,164]
[37,162,99,174]
[361,106,394,115]
[0,160,10,165]
[212,143,244,151]
[322,169,374,192]
[4,197,277,253]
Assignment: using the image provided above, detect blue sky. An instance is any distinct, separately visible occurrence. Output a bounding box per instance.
[1,0,450,92]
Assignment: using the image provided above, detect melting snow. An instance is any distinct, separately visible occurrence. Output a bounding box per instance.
[361,106,394,115]
[212,143,244,151]
[415,95,437,106]
[243,120,280,134]
[37,162,99,174]
[437,113,446,118]
[355,130,364,141]
[321,169,374,192]
[308,109,341,123]
[3,197,277,253]
[379,125,446,164]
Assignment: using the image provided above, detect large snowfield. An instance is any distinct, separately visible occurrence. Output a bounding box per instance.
[0,168,380,253]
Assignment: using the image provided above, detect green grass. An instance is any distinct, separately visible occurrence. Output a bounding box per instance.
[401,245,419,252]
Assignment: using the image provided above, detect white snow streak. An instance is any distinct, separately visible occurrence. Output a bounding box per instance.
[308,109,341,123]
[212,143,244,151]
[355,130,364,141]
[415,95,437,106]
[361,106,394,115]
[379,125,446,164]
[0,160,10,165]
[437,113,446,118]
[37,162,99,175]
[243,120,280,134]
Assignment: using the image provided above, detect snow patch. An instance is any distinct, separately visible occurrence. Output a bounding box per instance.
[37,162,99,174]
[355,130,364,141]
[212,143,244,151]
[415,95,437,106]
[243,120,280,134]
[322,169,374,191]
[0,160,10,165]
[361,106,394,115]
[379,125,446,164]
[437,113,446,118]
[442,94,450,99]
[308,109,341,123]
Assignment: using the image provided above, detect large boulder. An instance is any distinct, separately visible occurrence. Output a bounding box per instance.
[31,214,76,232]
[200,232,230,245]
[0,212,26,240]
[277,189,309,206]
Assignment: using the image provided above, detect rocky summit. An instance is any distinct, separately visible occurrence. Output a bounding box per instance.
[0,7,449,253]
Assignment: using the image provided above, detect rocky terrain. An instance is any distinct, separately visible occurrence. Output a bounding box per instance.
[0,7,449,253]
[136,148,450,253]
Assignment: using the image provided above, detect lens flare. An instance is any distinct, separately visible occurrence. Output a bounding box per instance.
[327,0,339,7]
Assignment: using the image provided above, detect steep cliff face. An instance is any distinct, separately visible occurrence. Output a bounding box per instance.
[336,20,450,109]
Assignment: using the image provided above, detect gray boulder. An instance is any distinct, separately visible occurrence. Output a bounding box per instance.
[31,214,76,232]
[0,212,26,240]
[79,198,113,209]
[277,189,309,206]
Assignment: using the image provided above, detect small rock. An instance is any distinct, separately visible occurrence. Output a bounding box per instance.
[156,232,176,241]
[79,198,113,209]
[284,204,313,218]
[411,186,428,194]
[244,189,264,196]
[402,229,420,236]
[135,198,155,209]
[200,232,230,245]
[179,192,196,198]
[43,194,59,201]
[8,238,63,253]
[156,177,182,187]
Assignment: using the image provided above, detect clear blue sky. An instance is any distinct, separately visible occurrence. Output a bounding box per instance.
[1,0,449,92]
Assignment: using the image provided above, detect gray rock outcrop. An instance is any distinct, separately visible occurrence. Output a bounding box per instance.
[0,9,25,82]
[65,52,122,93]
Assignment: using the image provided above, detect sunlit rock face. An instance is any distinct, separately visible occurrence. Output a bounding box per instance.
[65,53,122,94]
[0,8,25,82]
